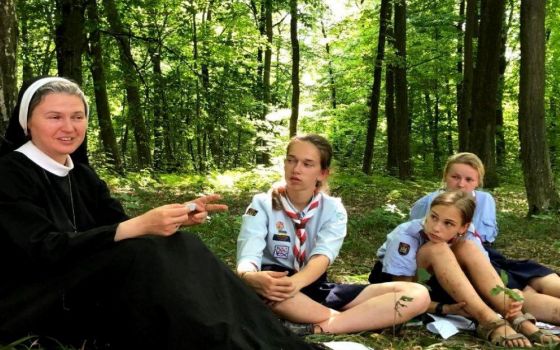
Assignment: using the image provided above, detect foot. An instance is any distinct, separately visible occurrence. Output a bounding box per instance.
[510,313,560,345]
[477,319,532,348]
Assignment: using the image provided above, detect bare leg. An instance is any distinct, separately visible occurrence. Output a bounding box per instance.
[523,286,560,324]
[271,282,429,334]
[416,241,531,348]
[452,240,515,315]
[453,242,559,343]
[529,274,560,297]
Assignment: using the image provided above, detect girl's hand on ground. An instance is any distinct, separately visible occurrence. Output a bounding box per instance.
[242,271,295,301]
[444,301,472,317]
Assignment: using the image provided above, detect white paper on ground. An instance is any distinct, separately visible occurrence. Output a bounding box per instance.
[426,313,476,339]
[536,321,560,334]
[322,341,374,350]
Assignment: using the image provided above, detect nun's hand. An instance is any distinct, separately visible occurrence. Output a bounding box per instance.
[181,194,228,226]
[115,204,191,240]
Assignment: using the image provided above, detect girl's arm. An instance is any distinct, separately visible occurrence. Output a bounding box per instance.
[236,194,269,272]
[288,255,330,294]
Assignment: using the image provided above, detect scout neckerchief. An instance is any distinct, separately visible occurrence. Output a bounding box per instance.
[279,188,321,271]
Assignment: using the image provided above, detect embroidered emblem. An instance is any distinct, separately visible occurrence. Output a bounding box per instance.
[398,242,410,255]
[245,208,258,216]
[272,234,291,242]
[273,245,290,259]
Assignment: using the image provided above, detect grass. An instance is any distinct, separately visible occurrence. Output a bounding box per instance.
[4,167,560,349]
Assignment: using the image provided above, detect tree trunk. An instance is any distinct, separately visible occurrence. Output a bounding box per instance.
[455,0,464,144]
[263,0,273,110]
[518,0,560,214]
[0,0,17,133]
[253,0,271,165]
[251,0,265,103]
[150,48,176,171]
[394,0,411,179]
[496,0,514,167]
[20,4,33,82]
[425,93,441,176]
[86,0,123,172]
[468,0,505,188]
[362,0,391,175]
[385,8,397,176]
[459,0,477,151]
[289,0,300,137]
[103,0,152,169]
[54,0,85,84]
[550,96,558,169]
[446,81,454,156]
[191,6,205,172]
[321,21,336,110]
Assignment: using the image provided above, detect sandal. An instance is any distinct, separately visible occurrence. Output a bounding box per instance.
[477,318,531,347]
[511,313,560,346]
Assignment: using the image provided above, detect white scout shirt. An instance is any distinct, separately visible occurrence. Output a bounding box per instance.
[410,190,498,243]
[377,218,487,277]
[237,191,347,272]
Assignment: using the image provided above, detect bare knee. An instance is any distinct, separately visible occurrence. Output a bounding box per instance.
[528,274,560,293]
[395,282,430,312]
[451,240,481,262]
[417,241,453,268]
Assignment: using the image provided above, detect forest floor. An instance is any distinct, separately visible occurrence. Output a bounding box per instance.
[114,167,560,350]
[3,167,560,349]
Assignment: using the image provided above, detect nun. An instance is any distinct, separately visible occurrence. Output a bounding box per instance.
[0,76,320,350]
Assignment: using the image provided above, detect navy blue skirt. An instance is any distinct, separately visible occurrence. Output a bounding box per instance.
[262,264,366,310]
[368,261,456,304]
[485,246,555,290]
[368,248,556,305]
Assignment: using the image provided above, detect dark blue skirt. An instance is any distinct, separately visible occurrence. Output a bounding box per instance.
[262,264,366,310]
[485,246,555,290]
[368,247,556,305]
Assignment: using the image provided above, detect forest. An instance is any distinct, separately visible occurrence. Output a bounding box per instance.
[1,0,560,348]
[1,0,560,214]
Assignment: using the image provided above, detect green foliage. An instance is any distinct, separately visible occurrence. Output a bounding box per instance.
[0,336,37,350]
[416,267,432,291]
[490,270,524,302]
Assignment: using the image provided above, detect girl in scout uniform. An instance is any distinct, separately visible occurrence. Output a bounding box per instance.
[371,190,537,347]
[402,152,560,345]
[236,134,430,335]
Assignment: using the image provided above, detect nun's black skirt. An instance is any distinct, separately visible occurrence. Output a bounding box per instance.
[0,233,318,350]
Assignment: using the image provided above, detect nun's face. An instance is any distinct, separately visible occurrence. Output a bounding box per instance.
[27,93,87,164]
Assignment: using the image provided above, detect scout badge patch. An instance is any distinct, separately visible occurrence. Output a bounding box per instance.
[398,242,410,255]
[245,207,258,216]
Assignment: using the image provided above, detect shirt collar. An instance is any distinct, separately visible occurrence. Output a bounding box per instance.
[16,141,74,176]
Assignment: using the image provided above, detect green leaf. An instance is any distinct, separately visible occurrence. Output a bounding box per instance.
[416,267,432,291]
[499,270,509,286]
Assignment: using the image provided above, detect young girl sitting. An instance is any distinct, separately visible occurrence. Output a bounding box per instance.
[237,134,430,335]
[405,152,560,345]
[370,190,534,347]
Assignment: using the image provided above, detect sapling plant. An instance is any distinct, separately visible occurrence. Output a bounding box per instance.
[390,268,432,337]
[490,270,524,340]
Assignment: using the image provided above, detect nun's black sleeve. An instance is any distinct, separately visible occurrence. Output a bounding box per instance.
[0,152,127,268]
